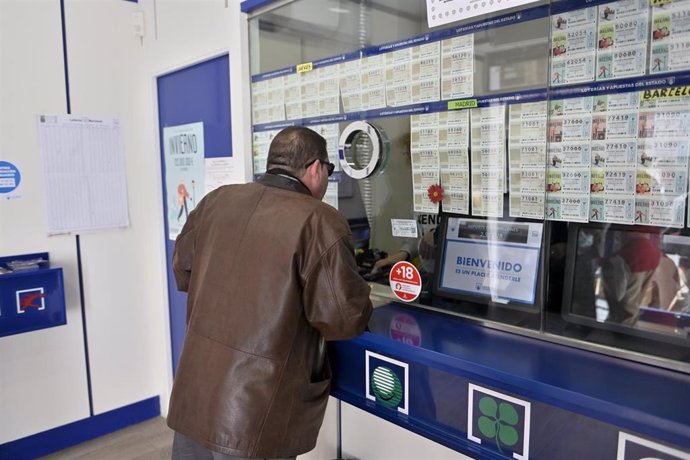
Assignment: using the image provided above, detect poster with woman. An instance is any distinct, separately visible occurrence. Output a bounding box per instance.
[164,122,205,240]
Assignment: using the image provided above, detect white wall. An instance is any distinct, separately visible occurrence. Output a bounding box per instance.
[341,403,473,460]
[0,0,250,444]
[0,0,91,443]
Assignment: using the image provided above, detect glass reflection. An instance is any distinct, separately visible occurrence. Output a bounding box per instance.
[569,225,690,337]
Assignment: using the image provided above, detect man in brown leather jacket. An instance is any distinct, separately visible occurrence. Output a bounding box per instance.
[167,126,372,459]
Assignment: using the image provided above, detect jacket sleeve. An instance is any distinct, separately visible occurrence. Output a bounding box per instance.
[302,235,373,341]
[172,206,200,292]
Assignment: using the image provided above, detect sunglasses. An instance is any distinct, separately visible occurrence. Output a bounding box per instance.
[305,158,335,177]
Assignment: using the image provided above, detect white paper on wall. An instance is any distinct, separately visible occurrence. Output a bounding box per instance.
[37,114,130,235]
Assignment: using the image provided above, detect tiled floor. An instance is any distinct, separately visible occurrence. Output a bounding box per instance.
[38,417,173,460]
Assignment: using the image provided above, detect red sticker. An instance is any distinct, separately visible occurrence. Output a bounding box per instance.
[389,261,422,302]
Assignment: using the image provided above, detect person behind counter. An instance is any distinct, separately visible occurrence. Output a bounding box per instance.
[602,229,661,325]
[168,126,373,460]
[370,215,440,277]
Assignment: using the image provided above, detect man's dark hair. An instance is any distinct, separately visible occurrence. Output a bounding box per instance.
[266,126,328,176]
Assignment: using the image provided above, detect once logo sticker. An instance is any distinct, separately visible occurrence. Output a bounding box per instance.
[371,366,403,408]
[365,350,409,414]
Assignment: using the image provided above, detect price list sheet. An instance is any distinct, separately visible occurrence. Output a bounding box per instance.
[37,114,130,235]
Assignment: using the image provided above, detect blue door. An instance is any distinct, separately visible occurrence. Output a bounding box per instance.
[157,55,232,373]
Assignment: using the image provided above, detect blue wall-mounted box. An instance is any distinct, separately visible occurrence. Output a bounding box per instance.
[0,252,66,338]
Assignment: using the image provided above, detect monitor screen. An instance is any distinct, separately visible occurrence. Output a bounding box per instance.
[434,217,544,308]
[562,224,690,344]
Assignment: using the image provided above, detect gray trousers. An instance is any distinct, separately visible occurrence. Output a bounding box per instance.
[172,431,297,460]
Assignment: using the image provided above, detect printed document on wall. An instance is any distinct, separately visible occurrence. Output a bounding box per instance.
[37,114,130,235]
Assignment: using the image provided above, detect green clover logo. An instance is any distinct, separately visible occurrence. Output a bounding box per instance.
[477,396,519,454]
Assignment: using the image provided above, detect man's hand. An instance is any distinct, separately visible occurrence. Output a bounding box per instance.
[371,250,409,275]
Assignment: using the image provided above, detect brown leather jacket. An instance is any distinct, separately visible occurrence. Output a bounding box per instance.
[167,172,372,458]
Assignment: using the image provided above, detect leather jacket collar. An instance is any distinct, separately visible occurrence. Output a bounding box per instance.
[258,168,312,197]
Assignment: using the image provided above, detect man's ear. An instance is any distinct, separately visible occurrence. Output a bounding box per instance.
[301,160,321,197]
[304,159,322,182]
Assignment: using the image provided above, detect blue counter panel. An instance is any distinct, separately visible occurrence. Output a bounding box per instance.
[330,303,690,459]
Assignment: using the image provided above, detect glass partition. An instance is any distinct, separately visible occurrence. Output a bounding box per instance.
[247,0,690,369]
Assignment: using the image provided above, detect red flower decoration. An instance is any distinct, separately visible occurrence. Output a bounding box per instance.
[427,183,444,204]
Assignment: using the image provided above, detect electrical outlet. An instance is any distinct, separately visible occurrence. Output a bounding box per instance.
[131,11,145,38]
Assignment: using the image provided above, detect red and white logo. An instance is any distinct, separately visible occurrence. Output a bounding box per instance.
[389,261,422,302]
[16,287,46,314]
